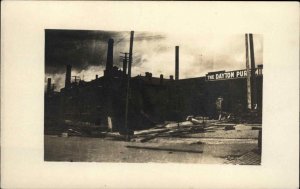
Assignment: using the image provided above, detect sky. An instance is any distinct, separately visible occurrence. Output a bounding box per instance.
[45,29,263,91]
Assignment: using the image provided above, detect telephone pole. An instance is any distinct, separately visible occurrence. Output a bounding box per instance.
[245,34,252,109]
[249,33,257,109]
[124,31,134,138]
[120,52,129,77]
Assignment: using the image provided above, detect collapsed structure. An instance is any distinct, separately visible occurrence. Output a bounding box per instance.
[45,32,263,133]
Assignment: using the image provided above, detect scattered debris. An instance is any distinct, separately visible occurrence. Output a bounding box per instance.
[68,129,82,136]
[224,125,235,130]
[61,132,68,137]
[189,141,204,145]
[58,114,261,143]
[186,116,204,125]
[194,116,210,120]
[165,121,193,128]
[234,124,253,130]
[228,111,262,124]
[134,128,170,135]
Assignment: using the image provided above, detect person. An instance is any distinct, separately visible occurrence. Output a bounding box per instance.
[215,96,223,120]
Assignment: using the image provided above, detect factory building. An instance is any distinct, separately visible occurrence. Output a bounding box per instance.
[45,34,263,133]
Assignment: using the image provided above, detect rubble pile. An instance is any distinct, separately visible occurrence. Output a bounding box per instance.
[126,115,261,143]
[227,111,262,124]
[55,114,262,142]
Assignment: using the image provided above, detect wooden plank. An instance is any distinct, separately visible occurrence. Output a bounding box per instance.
[126,145,203,153]
[134,128,170,135]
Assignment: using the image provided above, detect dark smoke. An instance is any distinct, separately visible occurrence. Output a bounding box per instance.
[45,30,263,91]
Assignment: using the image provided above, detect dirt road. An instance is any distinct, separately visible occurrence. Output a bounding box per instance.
[44,135,259,164]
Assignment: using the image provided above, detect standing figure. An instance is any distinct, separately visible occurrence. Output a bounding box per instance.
[216,96,223,120]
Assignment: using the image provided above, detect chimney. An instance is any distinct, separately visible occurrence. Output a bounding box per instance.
[65,64,72,88]
[105,38,114,76]
[257,64,263,75]
[160,74,163,84]
[96,75,98,79]
[145,72,152,80]
[170,75,174,80]
[47,78,51,93]
[175,46,179,80]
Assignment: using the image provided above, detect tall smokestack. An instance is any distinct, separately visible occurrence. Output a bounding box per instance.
[249,34,257,109]
[47,78,51,93]
[175,46,179,80]
[105,38,114,74]
[65,64,72,88]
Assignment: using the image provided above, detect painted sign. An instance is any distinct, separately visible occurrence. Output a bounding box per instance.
[206,69,257,81]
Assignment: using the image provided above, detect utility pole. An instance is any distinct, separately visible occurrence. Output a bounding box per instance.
[72,76,80,83]
[249,33,257,110]
[124,31,134,139]
[120,52,129,77]
[47,78,52,94]
[245,34,252,109]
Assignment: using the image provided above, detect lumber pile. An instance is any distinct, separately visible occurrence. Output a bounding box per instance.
[127,115,262,142]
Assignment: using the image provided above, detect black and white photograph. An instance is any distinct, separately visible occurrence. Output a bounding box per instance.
[44,29,263,164]
[1,2,299,189]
